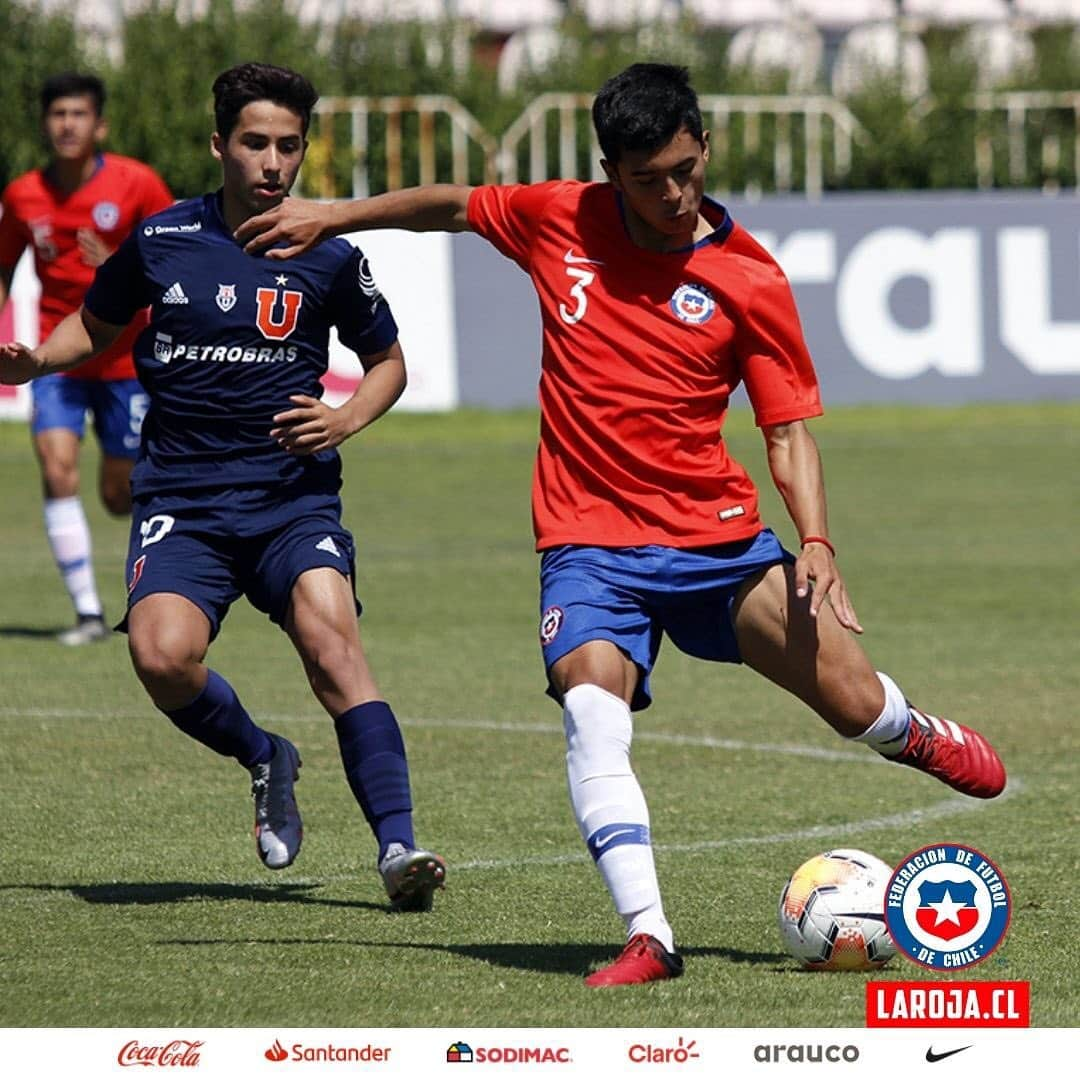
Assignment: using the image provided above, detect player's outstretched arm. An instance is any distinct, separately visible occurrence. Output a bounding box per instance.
[762,420,863,634]
[236,185,474,258]
[0,306,125,385]
[271,340,407,456]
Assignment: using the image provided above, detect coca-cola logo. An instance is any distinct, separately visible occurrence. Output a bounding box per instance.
[117,1039,203,1067]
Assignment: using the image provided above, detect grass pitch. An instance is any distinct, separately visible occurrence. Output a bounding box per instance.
[0,403,1077,1028]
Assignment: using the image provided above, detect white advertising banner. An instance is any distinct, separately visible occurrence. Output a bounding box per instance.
[326,229,458,412]
[0,1026,1075,1079]
[6,194,1080,414]
[0,250,38,419]
[451,192,1080,407]
[0,231,457,419]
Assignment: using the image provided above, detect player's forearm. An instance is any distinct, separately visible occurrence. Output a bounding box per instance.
[0,266,12,310]
[35,308,118,374]
[337,354,407,437]
[326,185,473,236]
[764,421,830,542]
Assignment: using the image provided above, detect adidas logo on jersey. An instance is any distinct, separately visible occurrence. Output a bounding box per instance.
[162,282,189,304]
[315,536,341,558]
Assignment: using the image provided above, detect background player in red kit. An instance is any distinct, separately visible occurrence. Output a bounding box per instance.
[236,63,1007,985]
[0,72,172,643]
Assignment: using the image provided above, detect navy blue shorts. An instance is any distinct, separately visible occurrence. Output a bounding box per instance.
[538,529,793,711]
[31,373,148,458]
[120,484,359,639]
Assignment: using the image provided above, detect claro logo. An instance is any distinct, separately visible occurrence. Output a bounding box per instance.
[754,1044,860,1064]
[629,1036,700,1064]
[117,1039,203,1067]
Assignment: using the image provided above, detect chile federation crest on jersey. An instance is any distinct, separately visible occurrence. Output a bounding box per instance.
[669,282,715,325]
[92,201,120,231]
[884,843,1011,971]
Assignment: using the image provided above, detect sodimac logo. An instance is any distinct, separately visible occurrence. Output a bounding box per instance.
[445,1041,572,1064]
[117,1039,203,1067]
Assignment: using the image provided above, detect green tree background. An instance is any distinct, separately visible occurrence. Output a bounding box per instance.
[1,0,1078,196]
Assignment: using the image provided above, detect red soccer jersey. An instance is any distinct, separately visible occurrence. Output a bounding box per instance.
[0,152,172,380]
[467,180,823,550]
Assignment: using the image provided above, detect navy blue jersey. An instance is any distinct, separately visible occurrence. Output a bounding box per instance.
[83,192,398,496]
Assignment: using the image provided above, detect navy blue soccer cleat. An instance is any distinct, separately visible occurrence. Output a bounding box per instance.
[249,733,303,869]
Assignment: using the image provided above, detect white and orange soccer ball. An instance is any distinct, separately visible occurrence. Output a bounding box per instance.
[778,849,897,971]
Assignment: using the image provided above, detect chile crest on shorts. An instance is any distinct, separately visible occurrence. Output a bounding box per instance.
[669,282,715,325]
[539,606,563,645]
[885,843,1011,971]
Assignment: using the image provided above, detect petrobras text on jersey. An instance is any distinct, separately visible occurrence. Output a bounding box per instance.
[151,333,298,366]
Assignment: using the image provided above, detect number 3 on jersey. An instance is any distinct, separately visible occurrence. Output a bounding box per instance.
[560,265,595,325]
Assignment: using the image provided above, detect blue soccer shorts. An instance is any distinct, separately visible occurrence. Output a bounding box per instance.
[120,485,359,639]
[538,529,794,711]
[31,373,148,459]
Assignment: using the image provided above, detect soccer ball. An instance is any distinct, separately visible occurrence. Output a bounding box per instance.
[778,848,896,971]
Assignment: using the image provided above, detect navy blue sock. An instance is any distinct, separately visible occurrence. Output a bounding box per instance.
[165,669,273,768]
[334,701,415,860]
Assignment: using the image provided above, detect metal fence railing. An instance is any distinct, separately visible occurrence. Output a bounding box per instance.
[303,91,1080,198]
[306,95,498,198]
[497,93,867,199]
[970,90,1080,193]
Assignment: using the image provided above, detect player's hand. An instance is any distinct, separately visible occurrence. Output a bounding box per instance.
[271,394,353,455]
[795,543,863,634]
[235,199,330,259]
[76,228,113,268]
[0,341,42,385]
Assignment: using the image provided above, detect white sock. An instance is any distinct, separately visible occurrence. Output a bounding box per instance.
[853,671,911,757]
[563,684,674,952]
[44,496,102,618]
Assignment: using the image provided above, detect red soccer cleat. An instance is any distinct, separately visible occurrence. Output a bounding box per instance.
[584,934,684,987]
[890,707,1006,799]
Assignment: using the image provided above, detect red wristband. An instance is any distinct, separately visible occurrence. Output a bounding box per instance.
[800,535,836,557]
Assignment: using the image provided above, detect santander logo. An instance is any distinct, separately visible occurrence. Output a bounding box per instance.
[263,1038,392,1064]
[117,1039,203,1067]
[265,1040,288,1062]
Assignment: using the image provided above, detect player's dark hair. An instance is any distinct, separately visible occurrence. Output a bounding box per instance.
[212,62,318,141]
[40,72,106,116]
[592,63,704,164]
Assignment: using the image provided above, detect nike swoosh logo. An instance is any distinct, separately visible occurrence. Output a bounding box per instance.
[595,828,635,849]
[564,248,605,266]
[926,1046,972,1063]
